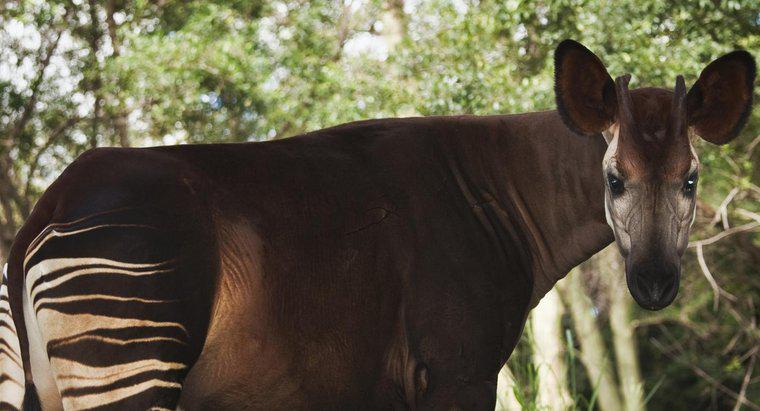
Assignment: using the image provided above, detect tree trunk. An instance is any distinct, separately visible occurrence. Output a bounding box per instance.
[530,287,572,409]
[0,160,24,257]
[106,0,131,148]
[558,267,623,411]
[385,0,408,47]
[87,0,104,148]
[601,246,645,411]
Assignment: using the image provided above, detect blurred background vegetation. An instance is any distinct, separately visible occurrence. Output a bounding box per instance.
[0,0,758,409]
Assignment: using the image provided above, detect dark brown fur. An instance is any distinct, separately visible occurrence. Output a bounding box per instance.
[8,113,612,409]
[5,39,755,408]
[618,88,693,180]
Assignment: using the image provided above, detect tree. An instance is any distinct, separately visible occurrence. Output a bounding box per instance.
[558,267,624,411]
[2,0,758,408]
[531,288,572,409]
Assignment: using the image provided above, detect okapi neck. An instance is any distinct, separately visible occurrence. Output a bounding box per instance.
[439,111,614,308]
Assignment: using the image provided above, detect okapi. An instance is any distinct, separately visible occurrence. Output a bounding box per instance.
[0,40,755,410]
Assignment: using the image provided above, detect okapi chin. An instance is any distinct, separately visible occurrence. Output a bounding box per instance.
[0,40,755,409]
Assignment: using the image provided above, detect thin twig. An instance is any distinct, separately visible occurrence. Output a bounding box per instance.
[710,187,739,229]
[8,25,67,142]
[650,338,760,410]
[739,346,758,363]
[725,304,760,343]
[732,350,756,411]
[721,332,742,356]
[695,243,736,310]
[23,116,82,197]
[725,156,742,176]
[746,182,760,198]
[747,134,760,157]
[736,208,760,224]
[688,222,760,248]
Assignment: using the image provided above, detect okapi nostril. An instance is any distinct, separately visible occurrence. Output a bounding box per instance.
[635,274,678,306]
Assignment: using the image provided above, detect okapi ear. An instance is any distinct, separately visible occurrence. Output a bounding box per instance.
[554,39,617,135]
[687,50,756,145]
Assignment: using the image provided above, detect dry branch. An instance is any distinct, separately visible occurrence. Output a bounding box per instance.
[732,349,756,411]
[650,338,760,410]
[710,187,739,229]
[695,243,736,310]
[689,222,760,248]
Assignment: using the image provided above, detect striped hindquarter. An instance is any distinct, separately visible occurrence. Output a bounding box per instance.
[18,209,212,410]
[1,264,25,410]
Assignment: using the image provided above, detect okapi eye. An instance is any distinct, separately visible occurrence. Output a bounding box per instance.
[683,173,698,195]
[607,174,624,196]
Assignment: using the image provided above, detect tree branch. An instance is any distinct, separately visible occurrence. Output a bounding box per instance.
[23,116,82,197]
[747,134,760,158]
[105,0,131,147]
[736,208,760,224]
[87,0,104,148]
[695,242,737,310]
[732,349,756,411]
[650,338,760,410]
[0,155,29,217]
[710,187,739,229]
[688,222,760,248]
[8,26,66,142]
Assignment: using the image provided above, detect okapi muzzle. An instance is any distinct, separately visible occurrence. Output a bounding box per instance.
[554,40,756,310]
[620,179,689,310]
[621,180,687,310]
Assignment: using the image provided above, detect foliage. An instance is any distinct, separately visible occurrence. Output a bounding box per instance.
[1,0,758,408]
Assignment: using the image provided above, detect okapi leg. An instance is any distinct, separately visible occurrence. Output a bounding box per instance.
[21,208,214,410]
[0,265,25,410]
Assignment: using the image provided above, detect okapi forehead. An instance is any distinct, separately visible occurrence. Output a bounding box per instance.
[615,87,693,180]
[628,88,674,139]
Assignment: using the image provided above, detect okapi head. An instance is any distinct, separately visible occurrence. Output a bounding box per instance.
[554,40,756,310]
